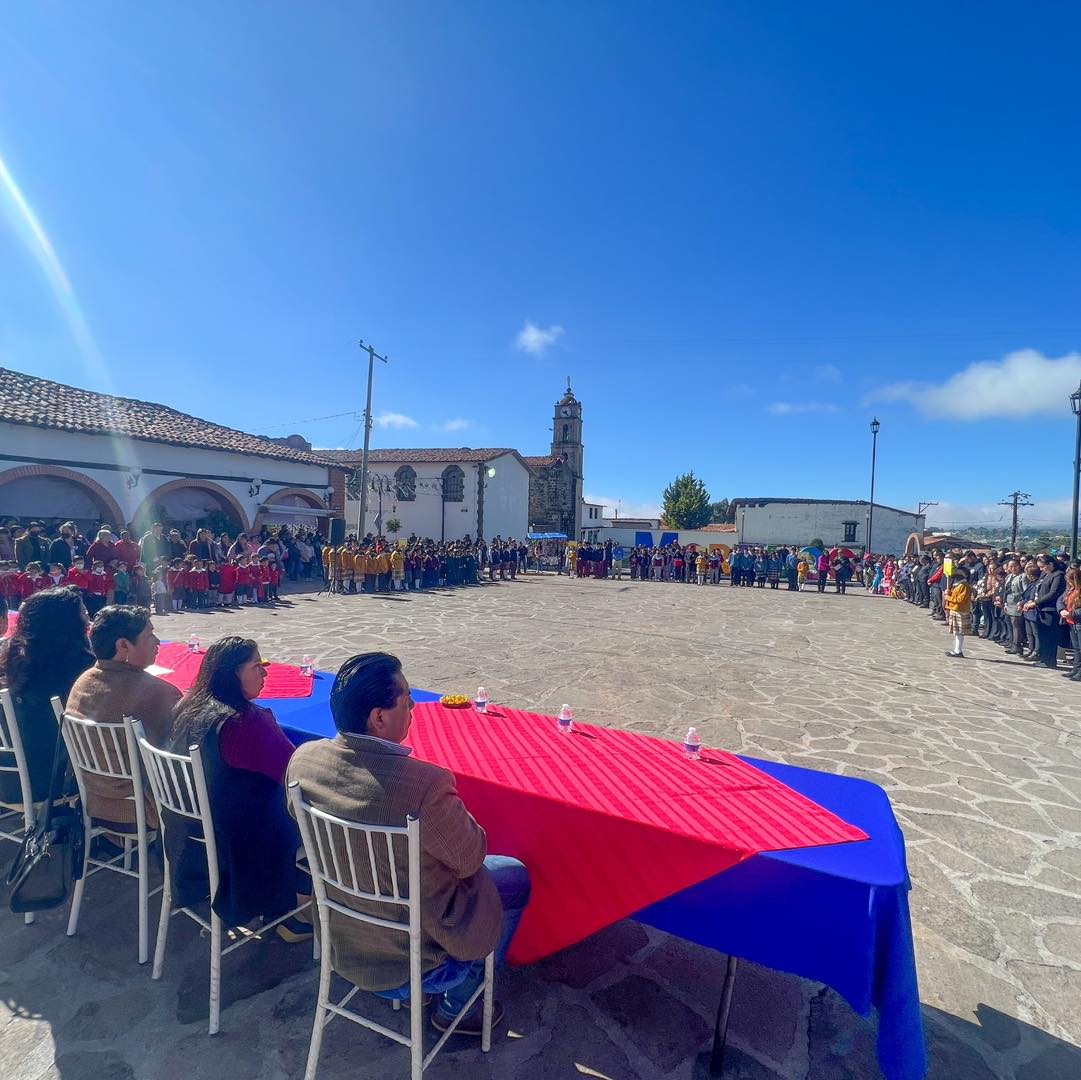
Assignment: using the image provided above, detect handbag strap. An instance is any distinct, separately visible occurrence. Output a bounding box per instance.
[38,716,71,830]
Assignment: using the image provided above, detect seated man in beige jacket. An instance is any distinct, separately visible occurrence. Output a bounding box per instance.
[286,652,530,1035]
[66,604,182,830]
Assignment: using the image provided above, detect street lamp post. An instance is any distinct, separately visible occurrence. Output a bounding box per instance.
[867,418,880,557]
[1071,383,1081,559]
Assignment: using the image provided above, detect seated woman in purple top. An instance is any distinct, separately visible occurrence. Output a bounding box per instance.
[169,636,310,940]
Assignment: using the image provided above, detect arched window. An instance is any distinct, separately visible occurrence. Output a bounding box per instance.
[441,465,465,502]
[394,465,416,502]
[562,423,570,442]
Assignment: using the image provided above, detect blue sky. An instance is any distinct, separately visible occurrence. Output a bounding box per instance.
[2,3,1080,528]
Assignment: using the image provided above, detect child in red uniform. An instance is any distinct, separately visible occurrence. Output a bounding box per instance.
[235,556,254,604]
[166,559,187,612]
[252,557,270,603]
[65,556,91,593]
[47,562,66,588]
[267,558,283,601]
[190,560,210,609]
[85,560,112,616]
[218,559,238,607]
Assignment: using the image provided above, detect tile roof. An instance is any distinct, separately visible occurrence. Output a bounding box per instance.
[697,523,738,532]
[0,367,336,468]
[317,447,519,465]
[522,454,560,468]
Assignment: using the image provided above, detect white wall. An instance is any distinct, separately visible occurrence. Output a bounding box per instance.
[736,501,922,555]
[343,452,529,541]
[481,453,530,540]
[0,423,333,531]
[595,526,737,549]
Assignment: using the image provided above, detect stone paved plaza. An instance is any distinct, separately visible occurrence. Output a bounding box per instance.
[3,573,1080,1079]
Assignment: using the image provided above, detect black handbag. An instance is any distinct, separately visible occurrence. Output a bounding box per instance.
[6,726,85,913]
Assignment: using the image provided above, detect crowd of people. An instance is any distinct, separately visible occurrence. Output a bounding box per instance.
[566,540,859,592]
[0,588,527,1035]
[870,547,1081,674]
[321,535,531,593]
[0,520,327,615]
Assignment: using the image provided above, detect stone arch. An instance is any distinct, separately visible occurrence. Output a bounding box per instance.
[253,486,329,531]
[0,463,126,530]
[132,478,250,534]
[904,531,922,557]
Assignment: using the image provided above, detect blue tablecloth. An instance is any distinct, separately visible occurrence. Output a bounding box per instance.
[270,676,925,1080]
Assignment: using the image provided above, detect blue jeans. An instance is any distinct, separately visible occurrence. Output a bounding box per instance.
[437,855,530,1017]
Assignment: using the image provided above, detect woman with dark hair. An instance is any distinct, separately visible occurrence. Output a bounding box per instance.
[168,636,309,938]
[0,586,94,802]
[1026,555,1066,669]
[1057,563,1081,681]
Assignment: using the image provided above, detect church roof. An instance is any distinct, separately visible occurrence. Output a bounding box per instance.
[523,454,562,468]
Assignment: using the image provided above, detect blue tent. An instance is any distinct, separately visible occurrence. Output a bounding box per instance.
[528,532,567,540]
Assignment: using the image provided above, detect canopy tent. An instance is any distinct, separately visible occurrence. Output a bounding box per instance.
[528,532,567,540]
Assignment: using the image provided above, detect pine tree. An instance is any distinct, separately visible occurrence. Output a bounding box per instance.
[662,472,712,529]
[710,498,730,524]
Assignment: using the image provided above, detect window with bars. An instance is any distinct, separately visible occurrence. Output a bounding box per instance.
[394,465,416,502]
[843,521,858,543]
[441,465,465,502]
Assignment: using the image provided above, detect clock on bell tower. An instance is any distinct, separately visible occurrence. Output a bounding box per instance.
[551,377,583,480]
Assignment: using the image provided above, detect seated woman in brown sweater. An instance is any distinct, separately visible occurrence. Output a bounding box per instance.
[66,604,181,830]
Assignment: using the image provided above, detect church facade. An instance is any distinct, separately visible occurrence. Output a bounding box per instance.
[524,383,584,539]
[317,382,586,542]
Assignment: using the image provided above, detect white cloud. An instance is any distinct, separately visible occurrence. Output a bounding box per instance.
[724,383,754,398]
[515,320,564,355]
[815,364,841,382]
[375,412,418,429]
[435,417,471,432]
[583,492,662,520]
[870,349,1081,420]
[925,497,1074,528]
[768,402,841,415]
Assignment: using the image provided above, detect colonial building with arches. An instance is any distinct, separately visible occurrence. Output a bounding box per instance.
[0,367,344,537]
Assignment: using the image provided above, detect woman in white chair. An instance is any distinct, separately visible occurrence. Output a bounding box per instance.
[66,604,181,830]
[0,586,94,804]
[169,636,311,941]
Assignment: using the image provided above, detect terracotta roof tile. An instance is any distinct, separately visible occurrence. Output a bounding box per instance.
[522,454,560,467]
[0,367,334,467]
[318,447,518,465]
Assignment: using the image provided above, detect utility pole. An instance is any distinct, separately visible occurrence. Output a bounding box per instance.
[357,339,389,538]
[918,501,938,516]
[998,491,1033,552]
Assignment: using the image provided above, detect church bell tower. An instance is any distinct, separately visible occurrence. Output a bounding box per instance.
[551,377,584,479]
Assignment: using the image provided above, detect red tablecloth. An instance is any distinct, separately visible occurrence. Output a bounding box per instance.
[154,642,314,698]
[404,702,868,963]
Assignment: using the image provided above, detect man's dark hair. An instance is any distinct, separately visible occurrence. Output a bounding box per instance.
[330,652,402,735]
[89,604,151,660]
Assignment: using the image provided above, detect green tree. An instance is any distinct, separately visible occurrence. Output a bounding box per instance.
[710,498,730,524]
[385,517,402,538]
[662,472,712,529]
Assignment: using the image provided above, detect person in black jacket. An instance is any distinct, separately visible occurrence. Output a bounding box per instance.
[0,586,94,802]
[1026,556,1066,669]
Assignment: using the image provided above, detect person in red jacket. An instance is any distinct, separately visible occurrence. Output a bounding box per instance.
[166,559,188,612]
[267,558,283,601]
[235,556,254,605]
[65,556,91,602]
[190,560,210,609]
[218,559,238,607]
[252,557,270,603]
[84,559,112,616]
